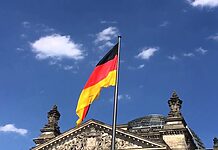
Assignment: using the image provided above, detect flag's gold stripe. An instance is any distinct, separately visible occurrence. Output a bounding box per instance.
[76,70,116,125]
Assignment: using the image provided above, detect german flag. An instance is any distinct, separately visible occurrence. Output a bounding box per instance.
[76,43,118,125]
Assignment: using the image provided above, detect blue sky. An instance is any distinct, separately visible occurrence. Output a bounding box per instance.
[0,0,218,149]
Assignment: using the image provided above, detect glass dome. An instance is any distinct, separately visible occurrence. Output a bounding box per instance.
[128,114,166,129]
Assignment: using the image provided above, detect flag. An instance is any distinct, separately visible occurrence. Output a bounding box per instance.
[76,43,118,125]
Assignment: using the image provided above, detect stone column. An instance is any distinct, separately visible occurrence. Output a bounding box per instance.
[163,92,189,149]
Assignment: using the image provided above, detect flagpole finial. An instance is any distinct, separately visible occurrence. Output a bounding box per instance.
[118,35,122,38]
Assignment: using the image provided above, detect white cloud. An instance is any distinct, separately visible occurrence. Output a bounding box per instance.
[208,33,218,41]
[110,94,131,102]
[48,60,79,72]
[117,95,123,100]
[20,33,27,39]
[36,24,55,33]
[135,47,159,60]
[49,60,58,65]
[31,34,85,60]
[167,55,178,60]
[127,64,145,70]
[98,41,114,50]
[95,27,119,49]
[100,20,117,24]
[137,64,145,69]
[22,21,30,28]
[183,52,195,57]
[63,65,79,71]
[63,65,74,70]
[196,47,208,55]
[16,48,25,52]
[95,27,119,43]
[188,0,218,8]
[183,9,188,13]
[160,21,169,27]
[0,124,28,136]
[118,94,131,101]
[63,65,78,73]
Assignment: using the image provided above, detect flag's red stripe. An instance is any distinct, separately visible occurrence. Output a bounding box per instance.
[81,105,90,121]
[84,56,118,89]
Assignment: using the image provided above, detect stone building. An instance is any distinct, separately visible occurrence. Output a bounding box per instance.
[31,92,216,150]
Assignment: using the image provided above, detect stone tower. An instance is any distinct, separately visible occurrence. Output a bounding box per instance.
[33,105,61,146]
[214,137,218,150]
[163,91,190,149]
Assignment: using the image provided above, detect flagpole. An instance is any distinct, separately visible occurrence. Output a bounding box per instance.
[111,36,121,150]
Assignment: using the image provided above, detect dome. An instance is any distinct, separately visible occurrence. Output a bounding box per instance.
[128,114,166,129]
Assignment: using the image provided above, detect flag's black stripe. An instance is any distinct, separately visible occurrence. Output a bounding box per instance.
[96,43,118,66]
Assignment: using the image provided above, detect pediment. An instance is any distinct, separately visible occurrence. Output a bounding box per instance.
[32,119,167,150]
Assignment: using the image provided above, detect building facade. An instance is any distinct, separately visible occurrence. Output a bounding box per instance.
[31,92,217,150]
